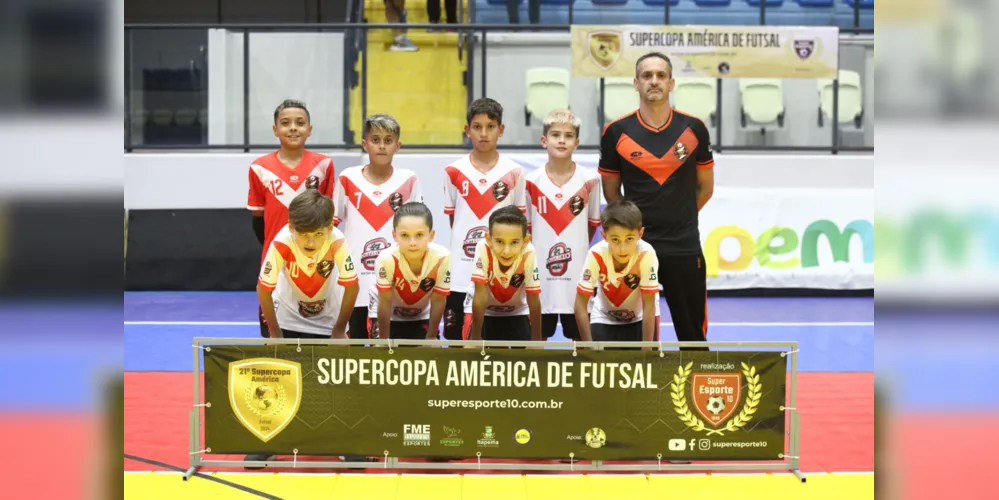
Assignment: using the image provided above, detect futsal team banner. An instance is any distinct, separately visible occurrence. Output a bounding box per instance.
[204,345,787,460]
[571,24,840,79]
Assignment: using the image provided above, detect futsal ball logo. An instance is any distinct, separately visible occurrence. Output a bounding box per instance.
[569,195,585,216]
[492,180,509,202]
[362,238,391,271]
[389,192,404,211]
[672,363,763,436]
[463,227,487,258]
[546,243,572,277]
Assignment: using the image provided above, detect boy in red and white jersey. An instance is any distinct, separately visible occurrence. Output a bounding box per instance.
[368,203,451,340]
[257,190,359,339]
[575,200,660,346]
[464,206,542,343]
[333,114,422,339]
[525,109,601,341]
[443,98,526,342]
[248,100,336,338]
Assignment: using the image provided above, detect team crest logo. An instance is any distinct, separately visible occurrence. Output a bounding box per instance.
[389,192,404,211]
[298,299,326,317]
[305,175,320,189]
[546,243,572,277]
[492,181,509,202]
[510,273,525,288]
[793,39,815,60]
[463,227,487,258]
[228,358,303,443]
[362,238,391,271]
[419,278,436,293]
[673,142,689,161]
[316,260,334,278]
[588,31,623,70]
[622,273,640,289]
[671,362,763,436]
[569,195,585,216]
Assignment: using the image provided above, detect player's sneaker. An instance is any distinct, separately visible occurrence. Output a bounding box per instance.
[391,35,418,52]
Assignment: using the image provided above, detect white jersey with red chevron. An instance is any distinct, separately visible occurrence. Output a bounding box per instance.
[332,166,423,308]
[258,225,359,335]
[443,154,527,289]
[463,241,541,317]
[367,243,451,322]
[525,164,601,314]
[576,240,660,325]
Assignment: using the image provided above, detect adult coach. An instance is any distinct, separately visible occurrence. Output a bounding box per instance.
[598,51,715,349]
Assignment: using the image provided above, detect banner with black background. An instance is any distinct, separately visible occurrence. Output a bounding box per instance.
[204,346,787,461]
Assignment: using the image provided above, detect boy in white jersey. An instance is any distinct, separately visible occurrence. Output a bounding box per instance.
[575,200,659,346]
[443,98,527,342]
[464,206,542,343]
[333,114,423,339]
[369,202,451,340]
[525,109,601,341]
[257,189,359,339]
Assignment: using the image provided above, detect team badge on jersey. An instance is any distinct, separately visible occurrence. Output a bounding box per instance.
[316,260,334,279]
[623,273,640,290]
[569,195,585,216]
[509,274,525,288]
[673,142,689,161]
[306,175,320,189]
[464,227,487,258]
[389,192,404,211]
[546,243,572,277]
[362,238,391,271]
[419,278,436,293]
[492,180,509,202]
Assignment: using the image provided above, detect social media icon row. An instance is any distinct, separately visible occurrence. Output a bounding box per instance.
[668,438,711,451]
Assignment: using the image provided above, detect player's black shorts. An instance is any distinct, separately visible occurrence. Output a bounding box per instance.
[541,313,580,340]
[591,321,642,349]
[348,307,370,339]
[370,319,430,341]
[280,329,331,339]
[443,292,467,341]
[482,315,531,343]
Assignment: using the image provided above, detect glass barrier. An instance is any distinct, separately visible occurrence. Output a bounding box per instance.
[124,21,874,153]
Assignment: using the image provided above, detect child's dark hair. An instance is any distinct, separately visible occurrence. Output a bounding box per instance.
[288,189,333,232]
[600,200,643,231]
[274,99,310,122]
[393,202,434,230]
[466,98,504,125]
[488,206,528,236]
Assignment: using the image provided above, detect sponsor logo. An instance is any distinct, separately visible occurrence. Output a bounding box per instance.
[297,299,326,318]
[403,424,431,446]
[514,428,532,445]
[362,238,391,271]
[477,426,499,448]
[464,227,487,258]
[440,426,464,447]
[546,243,572,277]
[793,39,815,60]
[585,428,606,449]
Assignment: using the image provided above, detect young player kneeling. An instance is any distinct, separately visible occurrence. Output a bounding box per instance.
[575,200,659,348]
[369,202,451,340]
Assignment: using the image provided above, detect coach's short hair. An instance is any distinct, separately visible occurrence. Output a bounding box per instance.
[288,190,334,232]
[635,52,673,77]
[542,109,581,137]
[600,200,643,231]
[393,202,434,230]
[363,114,401,138]
[467,98,504,125]
[274,99,310,122]
[488,206,528,236]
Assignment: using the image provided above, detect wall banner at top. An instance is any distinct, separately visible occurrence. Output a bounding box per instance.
[571,25,840,79]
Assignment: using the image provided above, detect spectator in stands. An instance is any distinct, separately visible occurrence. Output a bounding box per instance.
[385,0,418,51]
[427,0,458,28]
[507,0,539,25]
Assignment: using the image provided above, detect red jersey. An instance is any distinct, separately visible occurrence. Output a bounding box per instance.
[246,150,336,260]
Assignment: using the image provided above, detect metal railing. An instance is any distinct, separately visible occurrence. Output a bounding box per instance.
[124,20,874,154]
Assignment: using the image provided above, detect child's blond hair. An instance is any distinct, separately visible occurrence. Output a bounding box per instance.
[542,109,581,136]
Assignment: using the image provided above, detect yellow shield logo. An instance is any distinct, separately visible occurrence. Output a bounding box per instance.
[228,358,303,443]
[588,31,623,70]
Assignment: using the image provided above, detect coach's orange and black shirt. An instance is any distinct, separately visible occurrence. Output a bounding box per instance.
[598,109,714,254]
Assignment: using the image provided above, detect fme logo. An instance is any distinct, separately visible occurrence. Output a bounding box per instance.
[703,219,874,277]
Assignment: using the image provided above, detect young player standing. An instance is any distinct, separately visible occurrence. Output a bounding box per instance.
[332,115,422,339]
[369,203,451,340]
[257,189,359,339]
[574,200,660,347]
[525,109,601,341]
[248,100,336,338]
[443,98,527,342]
[465,206,543,343]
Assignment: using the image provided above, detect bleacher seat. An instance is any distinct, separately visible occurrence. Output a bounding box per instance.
[524,67,571,126]
[672,78,717,127]
[601,77,638,122]
[817,70,862,128]
[739,79,785,129]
